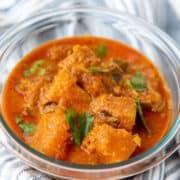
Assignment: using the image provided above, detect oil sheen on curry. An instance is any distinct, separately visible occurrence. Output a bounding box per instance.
[2,36,171,165]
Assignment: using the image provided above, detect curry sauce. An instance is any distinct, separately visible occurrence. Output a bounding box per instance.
[1,36,171,164]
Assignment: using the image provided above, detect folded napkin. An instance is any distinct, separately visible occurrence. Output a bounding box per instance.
[0,1,179,180]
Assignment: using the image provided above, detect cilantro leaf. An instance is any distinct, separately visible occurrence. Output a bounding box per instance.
[15,116,23,124]
[15,116,36,135]
[130,72,147,92]
[88,66,109,74]
[125,80,133,89]
[38,68,46,76]
[97,44,107,57]
[136,99,151,134]
[23,70,31,77]
[23,60,45,77]
[19,123,36,135]
[32,60,44,68]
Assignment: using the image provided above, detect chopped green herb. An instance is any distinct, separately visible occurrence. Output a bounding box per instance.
[136,99,151,134]
[38,68,46,76]
[15,116,23,124]
[15,115,36,135]
[88,66,122,83]
[32,60,44,68]
[125,80,133,89]
[88,66,109,74]
[23,60,45,77]
[19,123,36,135]
[130,72,147,92]
[97,44,107,57]
[65,108,94,146]
[23,70,31,77]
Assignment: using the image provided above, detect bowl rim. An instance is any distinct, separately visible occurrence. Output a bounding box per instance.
[0,6,180,172]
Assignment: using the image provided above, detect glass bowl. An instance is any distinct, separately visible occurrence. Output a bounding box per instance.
[0,7,180,179]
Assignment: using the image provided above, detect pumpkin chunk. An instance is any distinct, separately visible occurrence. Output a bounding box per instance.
[82,124,137,164]
[90,94,136,131]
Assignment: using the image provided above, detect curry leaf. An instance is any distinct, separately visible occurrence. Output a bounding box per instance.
[79,112,94,138]
[65,108,77,128]
[65,108,94,146]
[72,127,81,146]
[83,112,94,136]
[136,100,151,134]
[130,72,147,92]
[112,59,128,72]
[97,44,107,57]
[19,123,36,135]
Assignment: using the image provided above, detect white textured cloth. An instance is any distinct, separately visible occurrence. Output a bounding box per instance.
[0,0,179,180]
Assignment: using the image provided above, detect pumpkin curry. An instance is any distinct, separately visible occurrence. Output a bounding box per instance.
[1,36,171,164]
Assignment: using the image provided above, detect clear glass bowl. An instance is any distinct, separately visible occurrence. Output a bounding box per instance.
[0,7,180,179]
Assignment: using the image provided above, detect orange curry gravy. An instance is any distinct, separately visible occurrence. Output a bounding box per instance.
[1,36,171,164]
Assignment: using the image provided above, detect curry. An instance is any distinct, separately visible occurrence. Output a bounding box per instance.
[1,36,171,164]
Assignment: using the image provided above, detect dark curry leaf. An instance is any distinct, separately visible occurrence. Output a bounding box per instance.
[136,100,151,134]
[112,59,128,72]
[72,127,81,146]
[111,72,122,83]
[65,108,94,146]
[97,44,107,57]
[80,112,94,137]
[65,108,77,128]
[130,72,147,92]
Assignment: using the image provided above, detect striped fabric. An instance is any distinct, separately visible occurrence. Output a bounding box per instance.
[0,0,179,180]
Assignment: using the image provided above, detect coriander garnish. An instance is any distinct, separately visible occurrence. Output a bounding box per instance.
[15,116,36,135]
[19,123,36,135]
[23,59,46,77]
[38,68,46,76]
[88,66,109,74]
[130,72,147,92]
[97,44,107,57]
